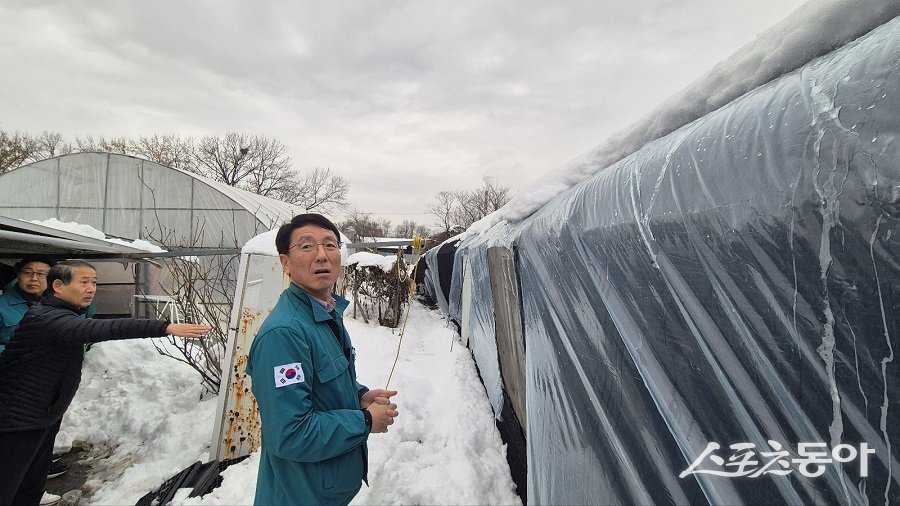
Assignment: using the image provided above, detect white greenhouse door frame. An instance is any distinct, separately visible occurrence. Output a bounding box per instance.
[210,253,290,461]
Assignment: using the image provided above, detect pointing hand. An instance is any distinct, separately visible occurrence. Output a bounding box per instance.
[166,323,212,338]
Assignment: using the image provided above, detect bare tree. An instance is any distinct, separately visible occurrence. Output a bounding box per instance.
[0,129,34,174]
[168,133,352,212]
[2,129,352,212]
[273,167,349,213]
[0,129,75,174]
[130,134,196,171]
[340,210,390,242]
[139,177,235,395]
[34,131,74,159]
[191,132,291,191]
[75,135,131,154]
[451,189,481,229]
[393,219,431,239]
[146,251,235,396]
[376,218,393,238]
[428,190,455,235]
[455,181,510,227]
[427,180,512,230]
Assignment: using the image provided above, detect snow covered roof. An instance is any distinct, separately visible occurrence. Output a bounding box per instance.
[0,153,304,249]
[346,251,398,271]
[0,215,151,258]
[358,236,413,243]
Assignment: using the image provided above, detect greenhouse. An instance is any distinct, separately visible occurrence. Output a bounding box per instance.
[0,152,302,249]
[0,152,304,316]
[421,13,900,505]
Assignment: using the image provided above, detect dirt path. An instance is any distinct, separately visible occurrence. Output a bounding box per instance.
[44,444,115,505]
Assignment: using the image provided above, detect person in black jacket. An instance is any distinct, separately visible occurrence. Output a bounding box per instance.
[0,259,210,506]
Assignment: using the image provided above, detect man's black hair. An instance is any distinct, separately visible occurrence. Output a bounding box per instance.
[47,259,97,292]
[275,214,342,255]
[14,255,56,272]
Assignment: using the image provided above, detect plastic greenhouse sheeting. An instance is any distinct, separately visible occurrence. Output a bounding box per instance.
[442,16,900,506]
[420,238,459,317]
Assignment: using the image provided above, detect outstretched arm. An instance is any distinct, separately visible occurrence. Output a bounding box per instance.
[166,323,211,338]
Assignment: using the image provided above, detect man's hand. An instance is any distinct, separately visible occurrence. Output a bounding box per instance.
[366,400,399,433]
[362,389,398,432]
[166,323,211,338]
[360,388,397,409]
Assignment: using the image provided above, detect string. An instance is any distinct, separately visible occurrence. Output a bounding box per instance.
[385,236,426,389]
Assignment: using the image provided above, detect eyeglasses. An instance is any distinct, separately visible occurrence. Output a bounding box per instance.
[289,241,341,254]
[20,270,49,279]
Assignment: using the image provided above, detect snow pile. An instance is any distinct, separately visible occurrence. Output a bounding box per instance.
[61,301,520,505]
[240,229,278,256]
[57,338,212,504]
[29,218,166,253]
[31,218,107,240]
[347,251,398,272]
[104,237,166,252]
[493,0,900,226]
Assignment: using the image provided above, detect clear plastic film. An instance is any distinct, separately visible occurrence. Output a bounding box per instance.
[442,16,900,505]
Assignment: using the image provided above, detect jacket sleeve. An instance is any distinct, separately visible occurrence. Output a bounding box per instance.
[0,294,21,347]
[249,326,368,463]
[47,313,170,345]
[344,327,369,399]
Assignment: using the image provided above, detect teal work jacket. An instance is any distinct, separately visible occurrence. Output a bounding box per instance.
[0,280,96,355]
[246,284,369,506]
[0,280,29,354]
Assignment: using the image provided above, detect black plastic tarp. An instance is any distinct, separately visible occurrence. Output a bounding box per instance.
[421,238,459,318]
[441,15,900,505]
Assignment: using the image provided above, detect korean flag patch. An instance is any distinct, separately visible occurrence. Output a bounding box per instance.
[274,363,305,388]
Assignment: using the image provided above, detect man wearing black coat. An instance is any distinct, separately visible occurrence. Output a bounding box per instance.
[0,260,210,506]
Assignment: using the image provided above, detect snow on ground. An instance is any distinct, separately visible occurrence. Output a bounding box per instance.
[60,300,521,505]
[56,338,214,504]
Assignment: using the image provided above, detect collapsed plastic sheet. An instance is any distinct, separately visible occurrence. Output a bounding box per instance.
[439,16,900,505]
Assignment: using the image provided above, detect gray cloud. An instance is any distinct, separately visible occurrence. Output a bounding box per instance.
[0,0,807,228]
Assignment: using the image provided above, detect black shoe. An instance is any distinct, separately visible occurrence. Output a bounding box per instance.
[52,453,63,463]
[47,461,69,479]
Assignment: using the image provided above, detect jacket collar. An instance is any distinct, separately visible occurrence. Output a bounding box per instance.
[287,283,349,323]
[2,280,40,305]
[41,294,89,315]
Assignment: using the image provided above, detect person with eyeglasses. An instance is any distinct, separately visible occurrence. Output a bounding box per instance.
[246,213,399,506]
[0,256,55,355]
[0,256,77,505]
[0,259,211,506]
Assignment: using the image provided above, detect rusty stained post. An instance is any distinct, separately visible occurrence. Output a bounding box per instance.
[212,253,289,461]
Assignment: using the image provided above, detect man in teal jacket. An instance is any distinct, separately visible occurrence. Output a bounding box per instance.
[247,214,399,506]
[0,256,54,354]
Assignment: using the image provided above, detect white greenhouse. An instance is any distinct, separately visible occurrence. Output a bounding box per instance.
[0,152,304,317]
[0,152,301,249]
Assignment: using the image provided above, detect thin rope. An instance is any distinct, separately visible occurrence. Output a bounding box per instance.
[385,237,426,389]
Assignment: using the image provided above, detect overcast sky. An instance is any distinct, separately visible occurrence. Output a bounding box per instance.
[0,0,808,228]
